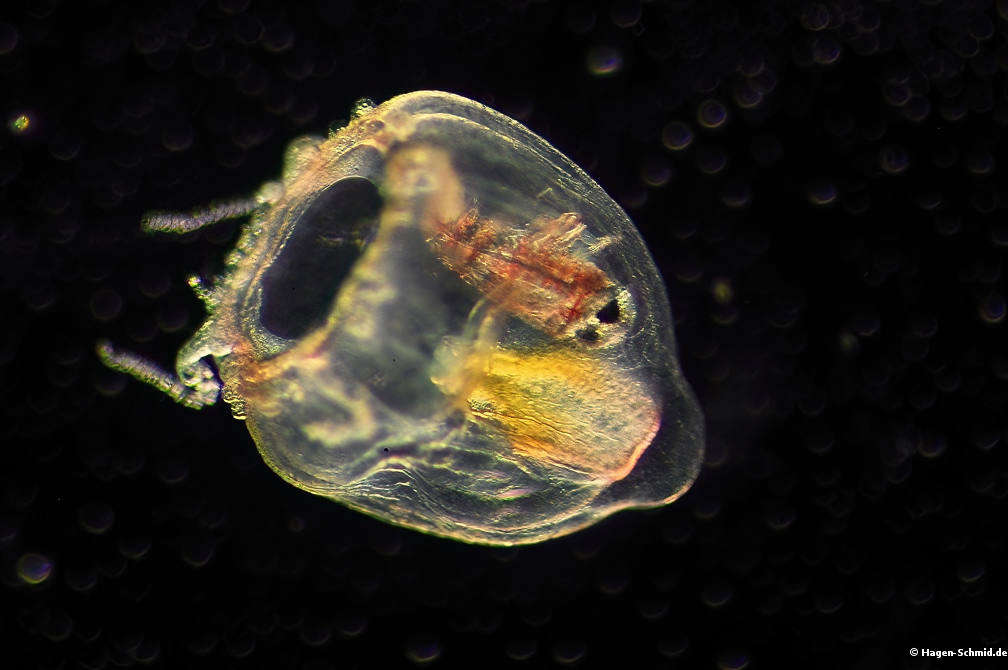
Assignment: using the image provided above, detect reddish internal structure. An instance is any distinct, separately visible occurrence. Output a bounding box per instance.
[428,208,613,335]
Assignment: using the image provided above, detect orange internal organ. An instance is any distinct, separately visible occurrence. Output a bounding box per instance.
[467,346,661,482]
[429,209,614,335]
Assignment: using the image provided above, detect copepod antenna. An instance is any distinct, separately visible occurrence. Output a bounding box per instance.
[96,339,220,409]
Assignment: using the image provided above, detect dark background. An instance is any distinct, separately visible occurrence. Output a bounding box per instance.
[2,0,1007,668]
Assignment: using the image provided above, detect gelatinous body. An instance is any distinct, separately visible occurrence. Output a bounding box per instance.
[100,91,704,545]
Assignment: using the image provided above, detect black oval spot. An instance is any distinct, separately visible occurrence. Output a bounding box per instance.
[595,298,620,323]
[260,177,381,340]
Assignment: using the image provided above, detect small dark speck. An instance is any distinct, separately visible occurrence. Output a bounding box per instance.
[596,299,620,323]
[383,447,389,452]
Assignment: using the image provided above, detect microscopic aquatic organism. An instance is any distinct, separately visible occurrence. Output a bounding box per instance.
[99,91,704,545]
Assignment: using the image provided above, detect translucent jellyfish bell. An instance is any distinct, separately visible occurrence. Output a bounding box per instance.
[100,91,704,545]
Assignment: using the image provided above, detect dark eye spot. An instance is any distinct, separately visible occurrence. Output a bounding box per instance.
[260,177,382,340]
[595,299,620,324]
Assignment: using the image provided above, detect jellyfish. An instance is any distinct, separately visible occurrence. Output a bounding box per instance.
[100,91,704,545]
